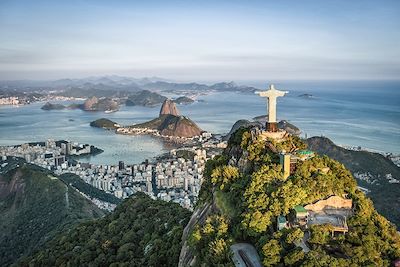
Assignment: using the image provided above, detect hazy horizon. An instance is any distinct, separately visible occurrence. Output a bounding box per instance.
[1,0,399,81]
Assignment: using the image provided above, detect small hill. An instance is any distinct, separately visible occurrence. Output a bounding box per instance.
[134,114,202,138]
[160,99,179,116]
[20,193,191,267]
[90,118,119,129]
[174,96,194,105]
[0,160,104,266]
[83,96,119,111]
[41,102,66,110]
[126,90,167,107]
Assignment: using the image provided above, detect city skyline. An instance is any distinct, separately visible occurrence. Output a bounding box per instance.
[1,0,399,81]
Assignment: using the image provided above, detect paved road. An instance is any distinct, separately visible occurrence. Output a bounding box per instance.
[231,243,263,267]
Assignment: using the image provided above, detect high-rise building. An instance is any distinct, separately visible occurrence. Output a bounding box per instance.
[119,161,125,170]
[54,155,65,166]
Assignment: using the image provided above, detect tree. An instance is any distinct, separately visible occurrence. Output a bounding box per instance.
[285,228,304,244]
[262,239,282,266]
[284,248,305,265]
[308,225,331,245]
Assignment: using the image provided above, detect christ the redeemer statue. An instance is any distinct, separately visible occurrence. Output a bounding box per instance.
[256,84,288,132]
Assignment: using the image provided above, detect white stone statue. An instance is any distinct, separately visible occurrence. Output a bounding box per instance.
[256,84,288,132]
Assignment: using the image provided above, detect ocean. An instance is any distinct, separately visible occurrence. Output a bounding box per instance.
[0,80,399,165]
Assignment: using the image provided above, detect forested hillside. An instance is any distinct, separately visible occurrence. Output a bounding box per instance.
[19,193,192,267]
[184,127,400,266]
[0,160,104,266]
[306,136,400,227]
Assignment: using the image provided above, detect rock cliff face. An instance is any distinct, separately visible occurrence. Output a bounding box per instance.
[159,115,202,138]
[133,99,202,138]
[160,99,180,116]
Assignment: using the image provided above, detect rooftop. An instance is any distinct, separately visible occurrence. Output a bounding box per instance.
[294,205,307,213]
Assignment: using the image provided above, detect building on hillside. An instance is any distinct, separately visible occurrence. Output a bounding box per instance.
[277,215,288,230]
[280,153,300,179]
[294,205,309,225]
[305,195,353,236]
[296,150,315,160]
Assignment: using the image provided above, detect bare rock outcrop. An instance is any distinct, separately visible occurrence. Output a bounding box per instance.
[160,99,180,116]
[83,96,99,111]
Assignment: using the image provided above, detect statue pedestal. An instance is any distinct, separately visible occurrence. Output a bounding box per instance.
[260,129,288,142]
[267,122,278,132]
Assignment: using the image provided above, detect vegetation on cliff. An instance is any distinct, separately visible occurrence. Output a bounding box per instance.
[189,127,400,266]
[20,193,191,267]
[0,161,104,266]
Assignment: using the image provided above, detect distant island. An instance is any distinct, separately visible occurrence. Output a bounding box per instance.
[125,90,167,107]
[41,102,81,111]
[40,89,198,114]
[41,102,66,110]
[82,96,119,112]
[41,97,119,112]
[90,118,120,130]
[298,93,314,98]
[173,96,194,105]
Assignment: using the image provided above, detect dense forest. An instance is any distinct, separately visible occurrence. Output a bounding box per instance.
[19,193,192,267]
[189,127,400,266]
[0,160,104,266]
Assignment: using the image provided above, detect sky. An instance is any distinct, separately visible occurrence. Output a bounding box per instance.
[0,0,399,81]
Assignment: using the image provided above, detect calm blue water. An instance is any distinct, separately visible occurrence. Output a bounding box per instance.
[0,80,399,164]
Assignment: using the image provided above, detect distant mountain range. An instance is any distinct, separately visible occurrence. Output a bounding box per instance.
[0,75,259,94]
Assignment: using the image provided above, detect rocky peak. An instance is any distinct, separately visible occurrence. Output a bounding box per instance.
[83,96,99,110]
[159,99,180,116]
